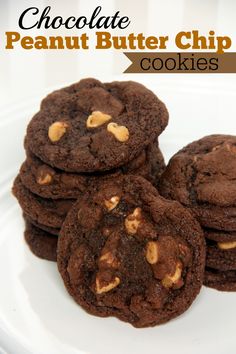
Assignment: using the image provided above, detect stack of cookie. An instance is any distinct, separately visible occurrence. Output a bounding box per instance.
[13,78,168,261]
[159,135,236,291]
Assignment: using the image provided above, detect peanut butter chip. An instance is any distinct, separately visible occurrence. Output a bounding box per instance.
[104,196,120,211]
[146,241,159,264]
[86,111,111,128]
[217,241,236,250]
[36,173,52,185]
[125,207,142,234]
[99,252,117,267]
[107,122,129,142]
[100,252,112,263]
[226,143,236,153]
[161,261,182,288]
[212,144,221,152]
[96,276,120,294]
[48,121,68,142]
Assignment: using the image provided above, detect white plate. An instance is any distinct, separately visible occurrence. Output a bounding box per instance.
[0,80,236,354]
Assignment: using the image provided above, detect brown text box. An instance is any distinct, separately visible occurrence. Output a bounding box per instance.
[124,52,236,73]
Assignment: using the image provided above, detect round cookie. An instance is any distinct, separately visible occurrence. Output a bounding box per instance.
[204,229,236,242]
[206,240,236,271]
[20,142,165,199]
[26,79,168,172]
[204,268,236,291]
[57,175,205,328]
[159,135,236,230]
[24,220,57,262]
[12,175,75,228]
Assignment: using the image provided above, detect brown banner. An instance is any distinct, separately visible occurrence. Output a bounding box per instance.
[124,52,236,73]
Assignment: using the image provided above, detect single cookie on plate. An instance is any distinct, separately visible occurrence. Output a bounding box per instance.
[159,134,236,230]
[26,78,168,172]
[24,220,57,262]
[20,141,165,199]
[12,175,75,229]
[57,175,205,327]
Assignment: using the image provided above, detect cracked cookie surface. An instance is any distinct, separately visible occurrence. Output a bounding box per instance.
[26,78,168,172]
[57,175,205,327]
[159,135,236,231]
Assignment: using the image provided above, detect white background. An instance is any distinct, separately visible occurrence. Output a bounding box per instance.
[1,0,236,107]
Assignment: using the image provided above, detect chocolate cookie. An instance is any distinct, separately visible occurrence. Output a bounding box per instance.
[12,175,75,228]
[204,229,236,242]
[26,79,168,172]
[159,135,236,230]
[206,239,236,271]
[204,268,236,291]
[192,205,236,231]
[20,142,165,199]
[24,220,57,261]
[57,175,205,327]
[23,213,60,236]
